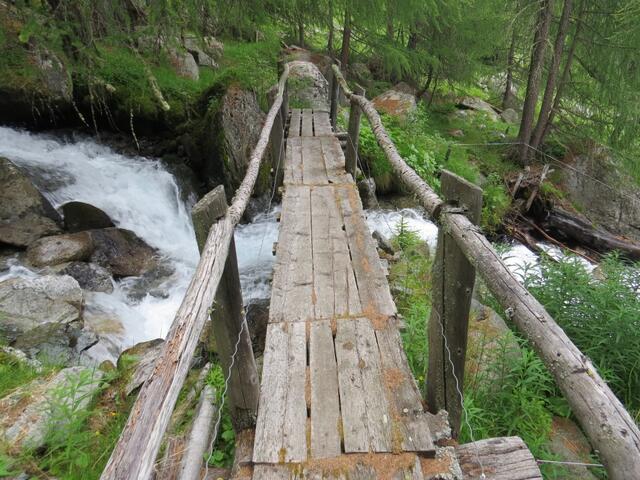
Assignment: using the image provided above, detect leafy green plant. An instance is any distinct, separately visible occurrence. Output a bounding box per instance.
[205,364,235,468]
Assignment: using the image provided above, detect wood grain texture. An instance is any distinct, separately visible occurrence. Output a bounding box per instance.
[456,436,542,480]
[301,109,314,136]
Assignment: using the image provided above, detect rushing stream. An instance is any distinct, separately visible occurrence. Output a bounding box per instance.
[0,127,278,363]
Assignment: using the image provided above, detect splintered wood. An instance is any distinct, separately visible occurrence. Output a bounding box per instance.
[252,110,435,478]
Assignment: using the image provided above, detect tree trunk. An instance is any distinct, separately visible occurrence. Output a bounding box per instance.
[297,18,304,47]
[502,30,516,110]
[517,0,554,165]
[340,4,351,69]
[530,0,573,153]
[540,1,585,145]
[386,1,394,40]
[327,0,334,53]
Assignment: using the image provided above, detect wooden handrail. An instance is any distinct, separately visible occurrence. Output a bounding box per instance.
[331,64,640,480]
[100,64,290,480]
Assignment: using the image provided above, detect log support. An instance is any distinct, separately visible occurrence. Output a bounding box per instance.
[329,60,341,129]
[426,171,482,438]
[268,89,286,190]
[345,84,365,179]
[191,185,260,432]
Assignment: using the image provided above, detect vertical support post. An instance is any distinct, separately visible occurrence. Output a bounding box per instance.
[345,84,365,180]
[426,171,483,438]
[191,186,260,432]
[329,60,341,129]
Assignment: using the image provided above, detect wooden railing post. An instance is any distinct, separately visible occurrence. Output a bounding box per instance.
[329,60,341,129]
[345,84,365,180]
[191,185,259,431]
[426,171,482,438]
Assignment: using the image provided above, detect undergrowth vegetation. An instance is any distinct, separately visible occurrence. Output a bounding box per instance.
[388,221,638,479]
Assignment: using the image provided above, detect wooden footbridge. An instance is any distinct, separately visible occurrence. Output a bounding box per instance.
[100,63,640,480]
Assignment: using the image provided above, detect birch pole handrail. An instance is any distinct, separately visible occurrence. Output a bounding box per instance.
[100,64,290,480]
[331,64,640,480]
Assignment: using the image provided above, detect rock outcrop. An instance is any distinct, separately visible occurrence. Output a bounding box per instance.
[55,261,114,293]
[61,201,115,232]
[219,85,267,191]
[457,96,499,122]
[0,157,62,248]
[287,61,330,111]
[372,85,417,118]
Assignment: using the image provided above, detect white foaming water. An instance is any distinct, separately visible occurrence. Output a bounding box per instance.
[0,127,277,361]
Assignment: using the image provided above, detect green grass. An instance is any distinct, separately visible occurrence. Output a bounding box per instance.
[0,350,51,398]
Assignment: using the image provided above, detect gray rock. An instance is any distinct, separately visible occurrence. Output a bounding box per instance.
[449,129,464,138]
[203,36,224,60]
[34,48,72,102]
[0,366,103,449]
[457,96,499,121]
[13,322,98,365]
[26,232,94,267]
[169,48,199,81]
[357,178,377,209]
[350,62,372,83]
[220,85,267,190]
[89,228,159,277]
[0,345,43,372]
[287,60,330,110]
[373,230,395,256]
[0,157,62,248]
[0,274,83,344]
[183,34,218,68]
[392,82,417,96]
[372,88,417,118]
[246,299,269,355]
[119,339,164,395]
[563,144,640,243]
[500,107,519,124]
[56,261,114,293]
[125,261,175,300]
[61,201,115,232]
[547,416,598,479]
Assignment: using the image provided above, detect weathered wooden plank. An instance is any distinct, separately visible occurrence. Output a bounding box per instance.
[302,138,328,184]
[456,436,542,480]
[253,323,290,463]
[309,321,341,459]
[284,137,303,185]
[301,108,314,136]
[320,136,349,184]
[282,322,308,462]
[269,186,301,321]
[289,109,302,137]
[335,320,370,453]
[282,186,314,322]
[427,171,482,438]
[313,111,333,137]
[336,319,392,453]
[375,325,435,455]
[336,186,396,318]
[311,187,335,319]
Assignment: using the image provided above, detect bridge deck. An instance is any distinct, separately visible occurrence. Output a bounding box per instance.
[250,109,437,478]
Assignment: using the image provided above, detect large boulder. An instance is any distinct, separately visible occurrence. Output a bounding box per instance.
[0,157,62,247]
[26,231,94,267]
[0,366,103,449]
[287,60,330,111]
[563,144,640,243]
[372,88,417,118]
[169,48,199,81]
[119,339,164,395]
[0,274,83,344]
[61,201,115,232]
[219,85,267,190]
[89,228,159,277]
[282,46,333,77]
[34,48,72,102]
[500,108,519,124]
[183,34,218,68]
[457,97,499,121]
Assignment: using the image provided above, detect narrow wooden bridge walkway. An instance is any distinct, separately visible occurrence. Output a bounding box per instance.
[250,109,437,478]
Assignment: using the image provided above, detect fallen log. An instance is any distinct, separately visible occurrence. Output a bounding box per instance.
[544,207,640,261]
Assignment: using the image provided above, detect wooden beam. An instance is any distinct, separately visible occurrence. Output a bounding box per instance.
[345,84,365,180]
[100,65,289,480]
[330,65,640,479]
[426,171,482,438]
[329,59,341,129]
